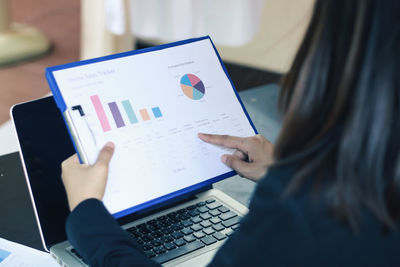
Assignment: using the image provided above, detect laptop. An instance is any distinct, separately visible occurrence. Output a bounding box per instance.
[11,96,251,266]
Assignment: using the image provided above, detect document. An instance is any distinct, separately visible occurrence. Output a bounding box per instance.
[0,238,58,266]
[47,37,256,217]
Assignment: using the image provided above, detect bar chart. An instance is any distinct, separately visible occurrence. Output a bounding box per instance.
[90,95,163,132]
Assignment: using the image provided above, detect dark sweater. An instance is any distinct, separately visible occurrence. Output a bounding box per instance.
[66,166,400,266]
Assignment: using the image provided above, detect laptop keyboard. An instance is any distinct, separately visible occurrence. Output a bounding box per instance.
[70,198,242,265]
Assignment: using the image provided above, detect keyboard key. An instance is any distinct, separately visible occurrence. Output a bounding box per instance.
[212,223,225,232]
[172,223,183,231]
[219,211,237,221]
[174,238,186,247]
[177,208,187,214]
[153,246,166,255]
[149,224,162,231]
[167,211,177,217]
[210,217,221,224]
[151,239,163,247]
[186,205,197,210]
[191,216,202,224]
[190,224,202,232]
[203,227,215,235]
[145,251,156,258]
[148,219,158,225]
[193,231,206,239]
[200,220,212,228]
[188,210,200,216]
[183,234,196,243]
[170,217,180,223]
[127,226,137,232]
[153,241,205,264]
[142,234,154,242]
[159,221,170,227]
[201,235,217,245]
[213,232,226,241]
[218,206,230,213]
[200,213,212,220]
[151,231,163,238]
[207,202,222,210]
[141,244,152,251]
[206,199,215,204]
[226,230,235,237]
[164,242,176,250]
[140,228,152,235]
[209,209,221,216]
[197,201,206,207]
[181,213,191,220]
[161,227,174,235]
[232,224,240,230]
[172,231,184,239]
[137,223,147,229]
[222,217,242,228]
[129,231,142,239]
[161,235,173,243]
[182,220,193,227]
[181,228,193,235]
[197,206,209,213]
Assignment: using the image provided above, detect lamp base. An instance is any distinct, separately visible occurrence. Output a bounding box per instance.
[0,23,51,66]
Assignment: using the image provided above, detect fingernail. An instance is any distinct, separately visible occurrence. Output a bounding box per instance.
[105,142,115,149]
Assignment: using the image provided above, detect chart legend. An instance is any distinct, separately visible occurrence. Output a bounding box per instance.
[180,74,205,100]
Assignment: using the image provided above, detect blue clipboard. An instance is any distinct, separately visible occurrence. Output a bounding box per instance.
[45,36,258,219]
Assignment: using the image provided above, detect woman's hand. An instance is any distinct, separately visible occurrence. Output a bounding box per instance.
[198,133,273,182]
[61,142,115,211]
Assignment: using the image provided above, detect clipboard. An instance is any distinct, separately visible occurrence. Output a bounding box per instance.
[45,36,258,218]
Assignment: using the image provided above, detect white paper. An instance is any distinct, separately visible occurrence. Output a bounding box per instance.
[52,39,256,215]
[0,238,58,267]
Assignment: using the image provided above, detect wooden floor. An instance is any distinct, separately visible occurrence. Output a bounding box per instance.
[0,0,80,125]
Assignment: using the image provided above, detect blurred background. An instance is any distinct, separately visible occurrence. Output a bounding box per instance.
[0,0,314,154]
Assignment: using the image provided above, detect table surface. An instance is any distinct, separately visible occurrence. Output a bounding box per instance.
[0,84,281,251]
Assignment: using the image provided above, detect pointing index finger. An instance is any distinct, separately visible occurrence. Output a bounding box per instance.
[198,133,248,152]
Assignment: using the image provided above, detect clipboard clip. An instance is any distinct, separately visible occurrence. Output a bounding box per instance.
[72,105,85,116]
[68,105,99,164]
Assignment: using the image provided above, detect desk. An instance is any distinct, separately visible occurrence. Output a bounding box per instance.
[0,83,281,251]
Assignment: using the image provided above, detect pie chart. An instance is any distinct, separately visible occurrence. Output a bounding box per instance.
[180,74,205,100]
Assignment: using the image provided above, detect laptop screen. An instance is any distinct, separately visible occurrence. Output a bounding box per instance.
[12,97,73,249]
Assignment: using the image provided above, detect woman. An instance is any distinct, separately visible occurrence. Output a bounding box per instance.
[61,0,400,266]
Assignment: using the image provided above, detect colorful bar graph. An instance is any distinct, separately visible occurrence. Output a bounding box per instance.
[90,95,111,132]
[108,102,125,128]
[152,107,163,118]
[139,109,151,121]
[122,100,138,124]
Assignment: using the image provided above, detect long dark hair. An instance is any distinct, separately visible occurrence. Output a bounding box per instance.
[274,0,400,230]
